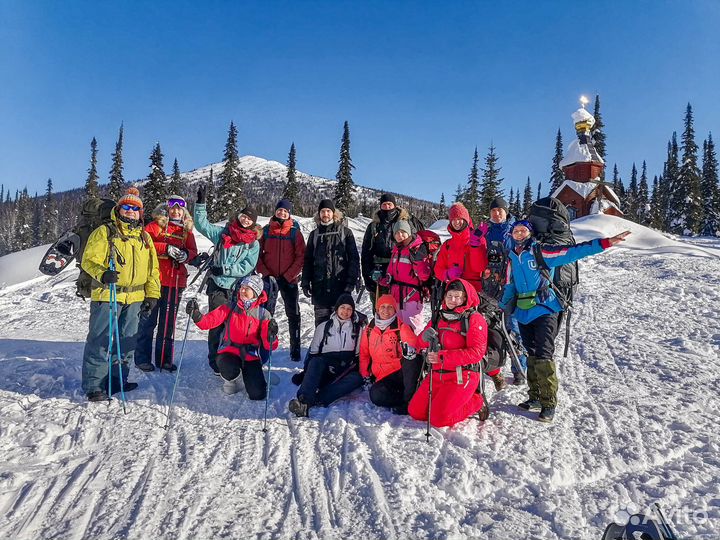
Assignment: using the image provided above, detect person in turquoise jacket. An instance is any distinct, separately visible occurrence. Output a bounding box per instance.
[500,220,630,422]
[194,185,261,373]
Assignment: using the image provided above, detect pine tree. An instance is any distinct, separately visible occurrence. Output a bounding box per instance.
[85,137,100,198]
[168,158,183,196]
[438,192,447,219]
[700,133,720,236]
[512,188,522,217]
[283,142,300,208]
[479,143,503,216]
[453,183,465,204]
[206,167,217,221]
[611,164,625,204]
[108,124,125,200]
[32,193,42,246]
[334,121,355,214]
[40,178,57,243]
[592,95,607,167]
[650,175,663,229]
[522,176,533,216]
[536,181,542,200]
[636,161,650,225]
[508,188,515,217]
[674,103,703,234]
[662,134,680,231]
[143,142,168,214]
[464,147,481,224]
[215,121,245,221]
[14,188,34,250]
[626,163,638,221]
[550,128,565,195]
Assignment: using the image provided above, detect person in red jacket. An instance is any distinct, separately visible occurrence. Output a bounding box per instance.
[434,203,488,294]
[256,199,306,361]
[378,220,432,331]
[186,275,279,399]
[136,195,198,372]
[359,294,421,415]
[408,278,501,427]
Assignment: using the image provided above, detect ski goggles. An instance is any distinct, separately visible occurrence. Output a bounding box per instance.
[168,197,187,208]
[120,204,141,212]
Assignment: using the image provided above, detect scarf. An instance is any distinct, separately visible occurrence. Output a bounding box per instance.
[373,313,397,331]
[223,220,257,249]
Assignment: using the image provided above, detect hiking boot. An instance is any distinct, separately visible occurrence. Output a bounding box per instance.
[136,362,155,372]
[288,398,309,418]
[477,400,490,421]
[87,390,109,402]
[222,378,240,395]
[290,347,301,362]
[513,372,526,386]
[392,404,408,416]
[518,399,542,412]
[110,380,138,394]
[491,373,507,391]
[291,371,305,386]
[538,407,555,423]
[158,363,178,373]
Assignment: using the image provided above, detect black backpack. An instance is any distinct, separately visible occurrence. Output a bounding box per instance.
[74,198,118,299]
[527,196,579,356]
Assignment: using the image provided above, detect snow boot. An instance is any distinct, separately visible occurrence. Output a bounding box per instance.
[222,376,241,395]
[288,398,309,417]
[159,363,178,373]
[538,406,555,423]
[518,399,542,412]
[290,345,301,363]
[87,390,109,402]
[513,372,526,386]
[477,399,490,421]
[136,362,155,372]
[392,403,408,416]
[491,373,507,391]
[110,379,138,394]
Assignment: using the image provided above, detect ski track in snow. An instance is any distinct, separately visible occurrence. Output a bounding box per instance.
[1,222,719,539]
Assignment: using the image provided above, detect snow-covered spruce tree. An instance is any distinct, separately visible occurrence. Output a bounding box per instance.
[480,143,503,216]
[283,142,300,209]
[626,163,638,221]
[32,193,42,246]
[661,134,679,231]
[453,183,465,204]
[637,161,650,225]
[85,137,100,199]
[592,95,606,174]
[700,134,720,236]
[438,192,447,219]
[523,176,533,216]
[168,158,183,196]
[536,181,542,200]
[464,147,481,224]
[214,121,245,221]
[14,188,34,251]
[650,175,663,230]
[512,188,522,217]
[550,129,565,194]
[143,143,168,215]
[675,104,703,234]
[108,124,125,201]
[40,178,57,243]
[334,121,355,214]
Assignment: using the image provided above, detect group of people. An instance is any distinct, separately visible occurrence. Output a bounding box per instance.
[80,186,629,426]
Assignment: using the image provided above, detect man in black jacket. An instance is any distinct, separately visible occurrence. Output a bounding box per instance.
[302,199,360,326]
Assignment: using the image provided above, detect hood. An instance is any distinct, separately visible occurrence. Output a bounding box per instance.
[152,204,194,232]
[443,278,480,313]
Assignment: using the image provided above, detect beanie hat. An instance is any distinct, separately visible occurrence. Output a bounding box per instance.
[318,199,336,213]
[275,199,293,213]
[240,274,264,298]
[380,193,397,206]
[448,202,471,224]
[489,197,509,211]
[392,220,412,236]
[118,187,143,209]
[375,294,397,311]
[238,207,258,225]
[334,292,355,311]
[512,219,534,235]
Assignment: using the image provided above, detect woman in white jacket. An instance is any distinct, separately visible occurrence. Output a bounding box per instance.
[288,293,367,417]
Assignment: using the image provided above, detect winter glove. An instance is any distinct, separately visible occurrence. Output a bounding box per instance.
[447,265,463,280]
[189,252,210,268]
[167,245,189,263]
[401,342,417,360]
[140,298,157,316]
[370,269,383,283]
[186,299,199,314]
[302,284,312,298]
[210,266,224,276]
[100,269,119,284]
[475,222,489,238]
[267,319,279,344]
[196,185,206,204]
[421,326,438,344]
[378,275,391,287]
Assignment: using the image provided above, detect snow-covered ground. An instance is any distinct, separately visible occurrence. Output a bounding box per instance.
[0,215,718,539]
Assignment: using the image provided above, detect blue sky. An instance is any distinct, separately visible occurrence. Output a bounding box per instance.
[1,1,719,203]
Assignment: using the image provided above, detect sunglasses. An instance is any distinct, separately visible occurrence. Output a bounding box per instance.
[168,198,187,208]
[120,204,141,212]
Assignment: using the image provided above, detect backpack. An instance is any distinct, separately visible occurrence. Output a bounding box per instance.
[527,196,579,357]
[75,198,119,299]
[405,229,441,299]
[317,312,368,355]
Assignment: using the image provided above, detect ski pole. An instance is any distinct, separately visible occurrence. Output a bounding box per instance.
[108,257,127,414]
[262,348,273,433]
[425,353,434,443]
[500,311,527,377]
[654,503,678,540]
[165,311,191,430]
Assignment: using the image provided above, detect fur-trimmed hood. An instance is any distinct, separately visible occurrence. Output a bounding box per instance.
[314,209,346,226]
[152,204,194,232]
[371,206,410,224]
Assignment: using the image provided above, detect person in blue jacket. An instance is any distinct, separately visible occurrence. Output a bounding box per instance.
[194,185,261,374]
[500,220,630,422]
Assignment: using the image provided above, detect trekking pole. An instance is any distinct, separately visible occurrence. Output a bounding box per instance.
[653,503,678,540]
[108,255,127,414]
[500,311,527,377]
[159,267,180,371]
[262,348,273,433]
[425,278,445,443]
[425,353,434,443]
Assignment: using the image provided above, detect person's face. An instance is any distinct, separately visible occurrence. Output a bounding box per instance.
[238,214,254,228]
[376,303,396,320]
[119,204,140,221]
[445,290,467,310]
[394,230,410,243]
[319,208,334,223]
[380,201,395,211]
[239,285,256,301]
[275,208,290,220]
[511,225,531,242]
[450,218,466,231]
[490,208,507,224]
[168,206,184,220]
[337,304,353,320]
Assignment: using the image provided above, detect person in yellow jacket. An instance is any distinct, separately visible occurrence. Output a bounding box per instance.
[81,188,161,402]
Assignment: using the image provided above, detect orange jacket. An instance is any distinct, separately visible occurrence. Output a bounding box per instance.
[359,318,417,380]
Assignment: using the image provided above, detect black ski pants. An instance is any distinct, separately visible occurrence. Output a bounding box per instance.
[369,356,423,408]
[136,285,183,368]
[206,280,231,373]
[264,276,301,359]
[216,352,267,400]
[517,312,561,360]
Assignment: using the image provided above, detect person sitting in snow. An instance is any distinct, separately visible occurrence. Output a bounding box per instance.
[359,294,421,415]
[409,278,497,427]
[500,220,630,422]
[288,293,367,417]
[185,275,278,399]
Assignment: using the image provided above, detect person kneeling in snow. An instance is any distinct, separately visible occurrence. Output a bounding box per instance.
[186,275,278,399]
[359,294,422,415]
[288,293,368,417]
[409,279,497,427]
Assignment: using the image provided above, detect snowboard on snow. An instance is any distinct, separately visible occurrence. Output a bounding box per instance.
[38,229,81,276]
